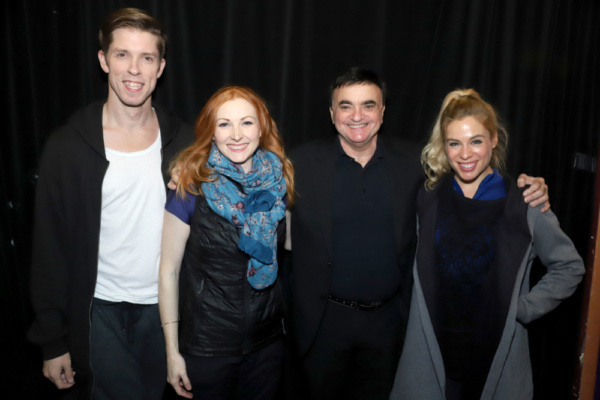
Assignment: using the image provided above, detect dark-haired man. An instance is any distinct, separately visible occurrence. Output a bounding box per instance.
[285,67,549,399]
[28,8,192,399]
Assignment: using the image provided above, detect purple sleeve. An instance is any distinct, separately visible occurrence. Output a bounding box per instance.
[165,190,195,225]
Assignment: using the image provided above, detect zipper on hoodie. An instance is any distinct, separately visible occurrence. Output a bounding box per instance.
[88,160,109,399]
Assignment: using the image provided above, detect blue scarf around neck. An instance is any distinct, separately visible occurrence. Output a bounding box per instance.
[453,169,506,200]
[202,144,287,289]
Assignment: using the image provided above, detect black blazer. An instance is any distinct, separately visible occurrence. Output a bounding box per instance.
[286,135,423,355]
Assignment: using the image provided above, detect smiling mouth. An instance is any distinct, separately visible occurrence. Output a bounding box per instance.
[348,123,367,128]
[123,81,143,89]
[227,143,249,152]
[459,162,476,169]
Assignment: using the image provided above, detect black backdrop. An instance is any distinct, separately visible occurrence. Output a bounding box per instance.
[2,0,599,399]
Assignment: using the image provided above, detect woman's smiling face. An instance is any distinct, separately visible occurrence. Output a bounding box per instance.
[213,98,261,173]
[445,116,498,197]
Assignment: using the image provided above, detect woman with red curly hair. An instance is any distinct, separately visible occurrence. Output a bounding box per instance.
[159,85,294,399]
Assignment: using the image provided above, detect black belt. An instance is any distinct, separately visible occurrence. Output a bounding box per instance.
[327,294,392,311]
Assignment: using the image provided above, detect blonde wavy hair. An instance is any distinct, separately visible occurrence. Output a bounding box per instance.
[174,85,295,206]
[422,88,508,190]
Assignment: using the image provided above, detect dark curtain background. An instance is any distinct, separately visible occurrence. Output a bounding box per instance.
[2,0,599,399]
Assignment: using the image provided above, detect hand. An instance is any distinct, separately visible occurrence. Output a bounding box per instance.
[518,173,550,212]
[167,353,193,399]
[43,353,76,389]
[168,165,181,191]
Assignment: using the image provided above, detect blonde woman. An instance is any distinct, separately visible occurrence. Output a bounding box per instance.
[390,89,584,400]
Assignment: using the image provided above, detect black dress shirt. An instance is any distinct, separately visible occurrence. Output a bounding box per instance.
[330,137,400,301]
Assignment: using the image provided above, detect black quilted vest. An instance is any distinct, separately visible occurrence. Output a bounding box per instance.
[178,195,283,356]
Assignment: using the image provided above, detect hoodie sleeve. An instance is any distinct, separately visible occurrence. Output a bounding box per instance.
[27,131,71,360]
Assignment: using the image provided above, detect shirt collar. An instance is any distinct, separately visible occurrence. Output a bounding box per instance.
[453,169,506,200]
[335,135,385,163]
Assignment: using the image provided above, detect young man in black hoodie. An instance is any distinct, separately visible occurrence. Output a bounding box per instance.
[28,8,192,399]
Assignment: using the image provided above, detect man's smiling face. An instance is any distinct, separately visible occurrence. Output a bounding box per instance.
[330,83,385,150]
[98,28,166,109]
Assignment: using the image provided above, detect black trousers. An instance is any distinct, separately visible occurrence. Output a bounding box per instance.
[183,339,284,400]
[300,295,404,400]
[90,298,167,400]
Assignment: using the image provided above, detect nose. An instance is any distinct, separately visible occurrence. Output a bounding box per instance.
[460,145,472,159]
[231,125,243,140]
[128,57,140,75]
[351,108,362,121]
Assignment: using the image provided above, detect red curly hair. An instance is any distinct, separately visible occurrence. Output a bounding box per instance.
[174,85,295,206]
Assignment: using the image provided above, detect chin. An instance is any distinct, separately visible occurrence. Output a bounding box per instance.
[229,157,251,168]
[229,154,249,163]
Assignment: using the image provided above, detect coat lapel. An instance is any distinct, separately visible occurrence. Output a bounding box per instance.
[308,138,337,259]
[384,139,409,257]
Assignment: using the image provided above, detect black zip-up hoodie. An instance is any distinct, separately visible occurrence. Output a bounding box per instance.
[28,100,193,399]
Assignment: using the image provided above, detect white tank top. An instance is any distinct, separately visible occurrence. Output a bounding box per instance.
[94,132,165,304]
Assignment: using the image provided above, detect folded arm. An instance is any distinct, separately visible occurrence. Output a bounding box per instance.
[517,207,585,323]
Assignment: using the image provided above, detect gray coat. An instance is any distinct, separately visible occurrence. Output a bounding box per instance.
[390,181,584,400]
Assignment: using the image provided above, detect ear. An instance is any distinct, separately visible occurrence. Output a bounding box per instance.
[492,131,499,148]
[98,50,109,73]
[382,105,386,119]
[329,107,334,124]
[157,58,166,78]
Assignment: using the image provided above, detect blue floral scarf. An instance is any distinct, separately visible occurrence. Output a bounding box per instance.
[202,144,286,289]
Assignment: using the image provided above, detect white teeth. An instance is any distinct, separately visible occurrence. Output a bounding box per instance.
[228,144,248,149]
[460,162,475,168]
[349,124,367,128]
[124,82,142,88]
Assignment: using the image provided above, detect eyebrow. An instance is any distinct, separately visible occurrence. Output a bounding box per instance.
[216,115,257,121]
[337,100,378,106]
[445,134,487,141]
[111,48,159,57]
